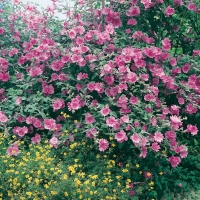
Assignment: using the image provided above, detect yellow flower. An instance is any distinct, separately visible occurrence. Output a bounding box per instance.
[96,154,100,158]
[149,181,154,186]
[136,164,139,168]
[35,179,40,185]
[63,174,68,180]
[139,171,142,174]
[64,192,68,197]
[159,172,163,175]
[74,120,78,123]
[127,179,131,183]
[44,184,49,189]
[109,137,113,140]
[26,192,32,196]
[51,191,58,195]
[162,150,166,154]
[122,169,128,173]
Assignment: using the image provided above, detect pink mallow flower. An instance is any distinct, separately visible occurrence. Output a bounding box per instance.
[49,137,58,149]
[186,124,198,135]
[85,112,96,124]
[99,139,109,151]
[115,130,128,143]
[14,126,28,137]
[170,115,182,130]
[52,98,65,112]
[130,134,141,147]
[0,111,8,123]
[44,119,56,131]
[169,156,181,167]
[106,116,117,127]
[154,132,164,143]
[100,105,111,116]
[6,142,19,156]
[31,134,41,144]
[165,6,175,17]
[16,96,22,105]
[151,142,160,152]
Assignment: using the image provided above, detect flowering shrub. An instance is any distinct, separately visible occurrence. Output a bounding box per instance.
[0,0,200,198]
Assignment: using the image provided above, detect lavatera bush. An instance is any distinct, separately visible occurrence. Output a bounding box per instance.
[0,0,200,169]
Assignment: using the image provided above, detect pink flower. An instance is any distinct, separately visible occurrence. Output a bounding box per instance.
[162,38,171,51]
[31,134,41,144]
[99,139,109,151]
[29,67,43,77]
[42,84,54,95]
[140,146,147,158]
[115,130,128,143]
[85,112,96,124]
[52,98,65,112]
[186,124,198,135]
[14,126,28,137]
[178,183,182,187]
[182,63,190,73]
[187,3,196,11]
[130,134,141,147]
[120,115,129,123]
[154,132,164,143]
[0,111,8,123]
[32,118,42,129]
[86,128,98,138]
[127,6,140,17]
[68,29,77,39]
[151,142,160,152]
[151,117,157,126]
[100,106,111,116]
[16,96,22,105]
[129,96,139,104]
[106,116,117,127]
[170,57,177,66]
[105,24,115,34]
[127,18,137,25]
[50,137,58,148]
[144,171,153,179]
[165,6,175,17]
[0,72,10,82]
[13,0,21,5]
[44,119,56,131]
[7,142,19,156]
[0,27,4,35]
[127,72,138,83]
[169,156,181,167]
[26,116,33,124]
[170,115,182,130]
[129,190,135,197]
[165,130,176,140]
